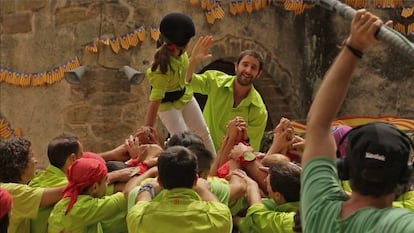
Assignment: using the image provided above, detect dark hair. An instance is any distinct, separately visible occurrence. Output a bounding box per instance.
[0,137,31,183]
[166,132,212,177]
[166,131,204,148]
[236,50,264,71]
[151,35,175,74]
[158,146,198,189]
[47,132,81,169]
[0,214,9,233]
[269,162,301,202]
[187,144,213,178]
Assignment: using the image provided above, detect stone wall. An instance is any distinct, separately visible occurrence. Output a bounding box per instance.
[1,0,413,168]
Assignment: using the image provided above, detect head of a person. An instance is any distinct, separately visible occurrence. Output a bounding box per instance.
[266,162,301,204]
[157,146,198,189]
[346,122,413,197]
[166,131,204,148]
[235,50,264,86]
[261,153,291,167]
[332,125,352,158]
[159,12,195,49]
[0,137,37,184]
[152,12,195,74]
[47,132,83,170]
[0,188,12,231]
[63,154,108,214]
[166,132,213,178]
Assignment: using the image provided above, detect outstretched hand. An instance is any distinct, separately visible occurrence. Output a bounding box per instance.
[190,35,214,64]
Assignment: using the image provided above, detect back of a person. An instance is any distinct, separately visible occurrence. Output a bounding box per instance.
[29,165,68,233]
[305,199,414,233]
[127,188,232,233]
[48,196,99,233]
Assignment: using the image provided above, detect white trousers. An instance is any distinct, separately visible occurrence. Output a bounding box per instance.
[158,97,216,156]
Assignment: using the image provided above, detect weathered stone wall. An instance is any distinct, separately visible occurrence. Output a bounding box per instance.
[1,1,413,168]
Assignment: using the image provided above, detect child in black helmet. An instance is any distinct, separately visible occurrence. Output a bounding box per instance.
[144,12,216,157]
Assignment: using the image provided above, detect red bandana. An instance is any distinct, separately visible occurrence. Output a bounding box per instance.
[0,188,12,218]
[63,154,107,215]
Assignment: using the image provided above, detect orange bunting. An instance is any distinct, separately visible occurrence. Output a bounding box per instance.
[253,0,262,10]
[128,31,139,47]
[120,34,131,50]
[246,0,253,13]
[237,0,246,14]
[206,9,216,24]
[401,7,414,18]
[136,26,146,42]
[213,3,225,19]
[230,0,238,15]
[110,37,121,54]
[150,26,160,41]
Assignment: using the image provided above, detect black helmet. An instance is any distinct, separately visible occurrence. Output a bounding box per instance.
[159,13,195,47]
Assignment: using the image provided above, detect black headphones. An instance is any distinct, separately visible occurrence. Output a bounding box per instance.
[336,122,414,185]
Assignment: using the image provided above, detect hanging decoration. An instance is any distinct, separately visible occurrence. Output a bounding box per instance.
[0,57,80,87]
[0,114,23,139]
[150,26,161,41]
[84,25,149,54]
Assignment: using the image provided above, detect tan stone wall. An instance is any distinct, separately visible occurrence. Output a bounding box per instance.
[1,1,413,169]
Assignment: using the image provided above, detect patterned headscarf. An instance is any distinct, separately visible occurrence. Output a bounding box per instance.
[63,154,107,215]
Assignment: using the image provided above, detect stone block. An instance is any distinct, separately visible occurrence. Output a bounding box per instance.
[2,12,32,34]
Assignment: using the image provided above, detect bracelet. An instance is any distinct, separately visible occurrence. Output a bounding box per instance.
[345,43,363,59]
[138,183,155,198]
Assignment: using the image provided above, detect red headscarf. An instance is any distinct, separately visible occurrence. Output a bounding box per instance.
[63,154,107,215]
[0,188,13,219]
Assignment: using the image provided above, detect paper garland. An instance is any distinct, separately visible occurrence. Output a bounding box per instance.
[0,115,22,139]
[0,57,80,87]
[85,25,156,54]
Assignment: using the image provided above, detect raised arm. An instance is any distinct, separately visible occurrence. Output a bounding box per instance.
[302,9,386,167]
[186,36,214,83]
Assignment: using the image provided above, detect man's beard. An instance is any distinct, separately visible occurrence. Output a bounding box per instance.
[236,74,255,86]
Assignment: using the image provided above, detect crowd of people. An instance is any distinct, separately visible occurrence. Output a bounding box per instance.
[1,9,414,233]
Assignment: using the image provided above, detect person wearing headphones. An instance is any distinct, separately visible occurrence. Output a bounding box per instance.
[301,9,414,232]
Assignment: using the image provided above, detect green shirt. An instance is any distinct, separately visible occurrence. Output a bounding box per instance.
[0,182,44,233]
[28,165,118,233]
[29,165,68,233]
[48,192,127,233]
[191,70,268,150]
[147,52,193,111]
[301,157,414,233]
[127,188,233,233]
[238,202,299,233]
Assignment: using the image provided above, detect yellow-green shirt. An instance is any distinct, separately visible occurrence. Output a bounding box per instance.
[191,70,268,151]
[48,192,127,233]
[0,182,44,233]
[238,202,299,233]
[147,52,193,111]
[29,165,68,233]
[127,188,232,233]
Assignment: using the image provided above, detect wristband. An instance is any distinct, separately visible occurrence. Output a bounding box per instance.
[345,43,363,59]
[237,151,256,167]
[138,183,155,199]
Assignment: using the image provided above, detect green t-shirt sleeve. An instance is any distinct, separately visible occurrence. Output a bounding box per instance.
[1,183,44,219]
[238,203,295,233]
[209,180,230,205]
[191,70,225,94]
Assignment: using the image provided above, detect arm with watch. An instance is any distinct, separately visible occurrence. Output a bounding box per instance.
[229,143,268,194]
